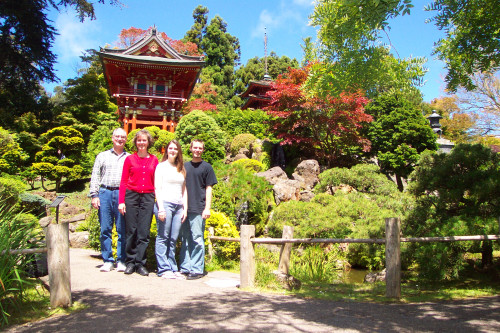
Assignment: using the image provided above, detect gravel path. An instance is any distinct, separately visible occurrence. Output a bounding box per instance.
[7,248,500,332]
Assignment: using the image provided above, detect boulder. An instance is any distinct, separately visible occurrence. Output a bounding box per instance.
[273,179,301,205]
[255,166,288,185]
[39,216,54,228]
[273,270,301,290]
[299,190,315,202]
[234,154,249,161]
[292,159,320,190]
[364,268,386,283]
[61,212,87,224]
[69,231,89,248]
[238,147,251,157]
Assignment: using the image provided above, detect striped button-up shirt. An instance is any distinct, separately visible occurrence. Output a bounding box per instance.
[89,148,130,198]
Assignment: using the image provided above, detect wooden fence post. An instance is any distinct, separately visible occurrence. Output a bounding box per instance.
[385,217,401,299]
[240,225,255,288]
[46,223,72,307]
[278,225,294,274]
[208,227,214,262]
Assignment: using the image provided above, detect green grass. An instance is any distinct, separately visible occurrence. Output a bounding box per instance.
[252,246,500,303]
[1,279,88,329]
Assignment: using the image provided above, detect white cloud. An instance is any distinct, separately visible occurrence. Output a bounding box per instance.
[250,1,312,39]
[53,11,100,64]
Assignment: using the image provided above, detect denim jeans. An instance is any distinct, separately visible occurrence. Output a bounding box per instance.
[98,187,126,263]
[124,190,155,267]
[179,213,205,274]
[154,201,183,275]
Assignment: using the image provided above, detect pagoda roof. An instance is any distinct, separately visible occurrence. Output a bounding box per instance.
[98,27,204,65]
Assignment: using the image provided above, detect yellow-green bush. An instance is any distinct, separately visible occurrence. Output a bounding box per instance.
[205,210,239,260]
[231,158,263,172]
[230,133,257,156]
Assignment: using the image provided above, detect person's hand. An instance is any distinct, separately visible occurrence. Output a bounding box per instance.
[181,211,187,223]
[202,208,211,220]
[158,211,166,222]
[91,197,100,209]
[118,203,126,215]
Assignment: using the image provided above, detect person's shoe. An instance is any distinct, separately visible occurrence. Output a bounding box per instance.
[161,271,176,279]
[124,263,135,275]
[100,262,114,272]
[186,273,204,280]
[173,271,186,280]
[116,261,127,272]
[136,265,149,276]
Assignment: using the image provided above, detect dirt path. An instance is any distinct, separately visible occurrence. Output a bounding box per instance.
[7,248,500,332]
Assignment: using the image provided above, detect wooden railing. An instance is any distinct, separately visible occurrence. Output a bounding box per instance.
[5,223,71,308]
[208,218,500,299]
[115,87,184,99]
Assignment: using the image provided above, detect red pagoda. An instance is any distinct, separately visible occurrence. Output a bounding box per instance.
[240,75,273,110]
[99,28,204,134]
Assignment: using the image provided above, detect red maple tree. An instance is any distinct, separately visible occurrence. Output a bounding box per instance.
[266,66,373,166]
[183,82,218,113]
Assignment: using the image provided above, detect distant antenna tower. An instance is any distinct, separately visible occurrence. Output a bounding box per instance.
[263,27,271,81]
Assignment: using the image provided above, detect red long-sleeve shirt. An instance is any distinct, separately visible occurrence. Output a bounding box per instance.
[119,153,159,204]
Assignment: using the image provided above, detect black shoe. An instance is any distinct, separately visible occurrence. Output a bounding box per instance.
[136,265,149,276]
[186,273,204,280]
[124,263,135,275]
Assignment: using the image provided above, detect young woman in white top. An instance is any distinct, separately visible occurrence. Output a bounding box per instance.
[154,140,187,279]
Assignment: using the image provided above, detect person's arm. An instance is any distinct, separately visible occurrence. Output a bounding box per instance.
[118,156,131,215]
[155,165,166,221]
[181,180,188,222]
[202,185,212,219]
[89,153,103,209]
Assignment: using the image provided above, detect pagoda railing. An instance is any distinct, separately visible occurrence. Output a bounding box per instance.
[115,87,184,99]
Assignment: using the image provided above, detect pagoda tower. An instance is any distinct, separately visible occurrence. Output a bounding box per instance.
[240,28,273,110]
[99,28,204,134]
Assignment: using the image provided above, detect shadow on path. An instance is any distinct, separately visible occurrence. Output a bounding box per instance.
[9,289,500,332]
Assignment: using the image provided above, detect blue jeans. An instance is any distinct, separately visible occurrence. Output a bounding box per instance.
[179,213,205,274]
[154,202,183,275]
[98,187,126,263]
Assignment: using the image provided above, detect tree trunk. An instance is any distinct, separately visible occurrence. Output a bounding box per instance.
[41,177,48,191]
[481,241,493,268]
[395,174,404,192]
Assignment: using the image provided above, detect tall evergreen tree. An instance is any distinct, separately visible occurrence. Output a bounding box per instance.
[183,5,209,48]
[0,0,118,126]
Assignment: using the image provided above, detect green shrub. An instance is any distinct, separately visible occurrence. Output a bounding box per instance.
[212,162,273,234]
[231,158,263,172]
[205,210,239,260]
[0,176,25,208]
[208,107,274,139]
[230,133,257,156]
[268,192,410,269]
[19,193,50,218]
[0,203,40,327]
[175,110,227,165]
[315,163,398,196]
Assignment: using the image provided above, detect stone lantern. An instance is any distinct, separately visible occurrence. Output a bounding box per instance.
[427,110,443,136]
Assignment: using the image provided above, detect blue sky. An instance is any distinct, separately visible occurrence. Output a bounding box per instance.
[45,0,448,103]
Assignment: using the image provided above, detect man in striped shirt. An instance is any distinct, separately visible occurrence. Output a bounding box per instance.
[89,128,130,272]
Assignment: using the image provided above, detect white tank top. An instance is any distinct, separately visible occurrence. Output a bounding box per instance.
[154,161,185,206]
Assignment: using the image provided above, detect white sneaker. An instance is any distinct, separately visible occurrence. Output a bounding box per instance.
[100,262,114,272]
[174,271,186,280]
[161,271,176,279]
[116,261,127,272]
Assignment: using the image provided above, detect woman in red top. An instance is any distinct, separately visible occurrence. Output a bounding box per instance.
[118,129,158,276]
